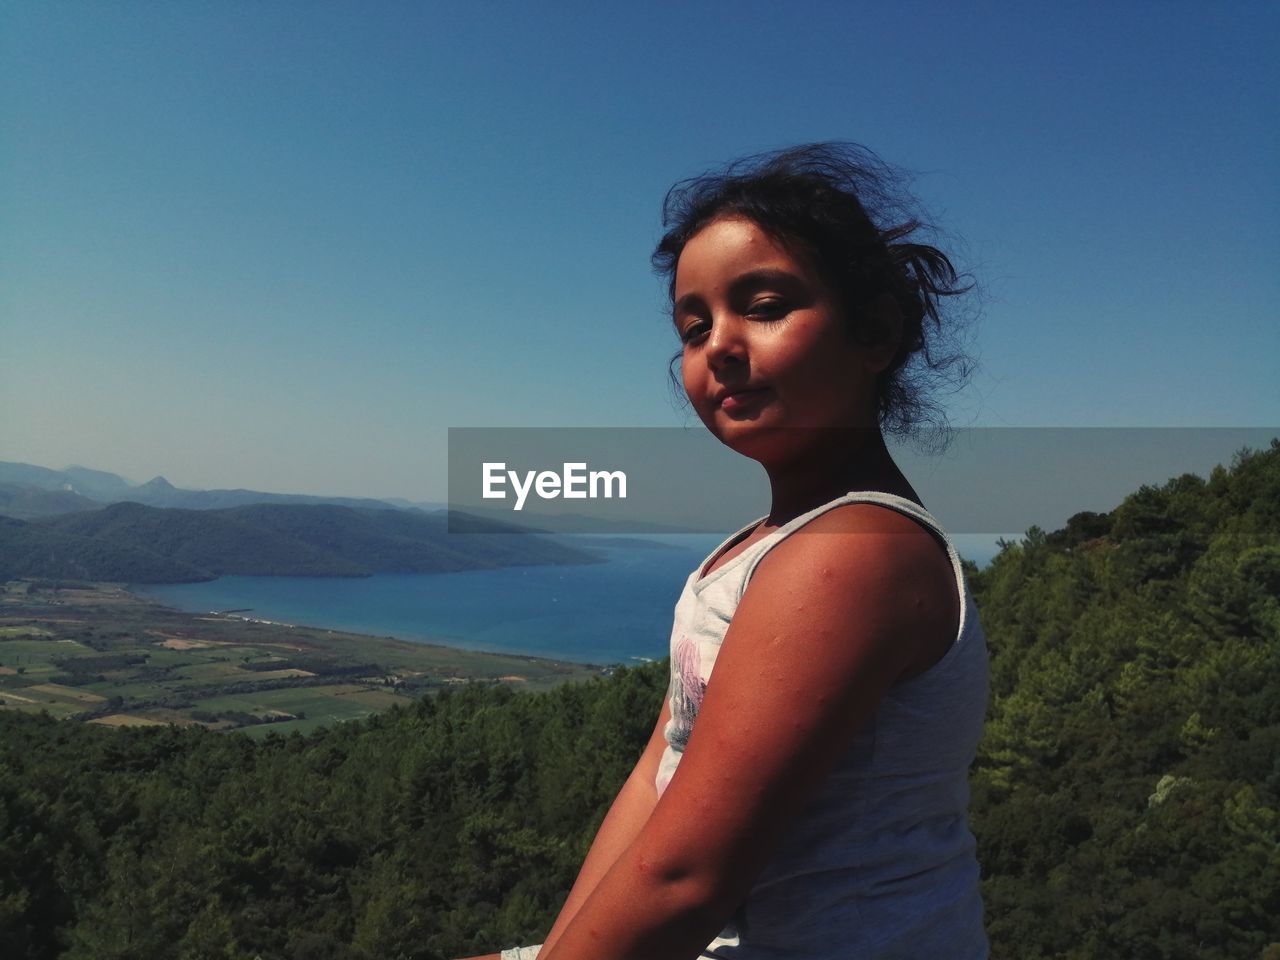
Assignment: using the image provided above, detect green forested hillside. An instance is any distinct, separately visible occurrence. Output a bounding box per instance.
[0,666,667,960]
[0,502,600,582]
[968,441,1280,957]
[0,443,1276,959]
[0,516,213,583]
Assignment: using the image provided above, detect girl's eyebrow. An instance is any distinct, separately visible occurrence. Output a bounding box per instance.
[673,268,803,318]
[673,290,703,320]
[729,268,804,296]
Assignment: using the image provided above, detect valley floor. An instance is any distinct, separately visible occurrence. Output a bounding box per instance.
[0,579,601,736]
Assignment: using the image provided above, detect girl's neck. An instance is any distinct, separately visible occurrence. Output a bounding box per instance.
[761,429,919,526]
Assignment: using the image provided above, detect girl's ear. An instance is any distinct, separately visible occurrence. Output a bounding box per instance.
[863,292,903,373]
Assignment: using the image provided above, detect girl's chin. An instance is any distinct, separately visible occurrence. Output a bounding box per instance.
[708,422,794,461]
[708,418,876,465]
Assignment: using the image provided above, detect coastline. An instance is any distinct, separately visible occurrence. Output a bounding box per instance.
[126,542,704,665]
[0,579,605,736]
[122,583,614,670]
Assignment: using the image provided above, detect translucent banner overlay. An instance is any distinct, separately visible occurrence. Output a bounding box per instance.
[447,427,1278,535]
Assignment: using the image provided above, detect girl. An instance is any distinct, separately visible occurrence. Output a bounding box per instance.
[469,142,989,959]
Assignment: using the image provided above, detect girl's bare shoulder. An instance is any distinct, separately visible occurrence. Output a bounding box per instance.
[761,499,954,579]
[749,501,959,673]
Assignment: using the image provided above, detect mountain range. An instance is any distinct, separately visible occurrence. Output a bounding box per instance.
[0,461,443,519]
[0,500,601,583]
[0,461,597,583]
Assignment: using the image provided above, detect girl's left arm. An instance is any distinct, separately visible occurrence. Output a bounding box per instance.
[539,505,958,960]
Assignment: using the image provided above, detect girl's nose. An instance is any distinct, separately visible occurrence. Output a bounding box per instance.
[704,314,748,370]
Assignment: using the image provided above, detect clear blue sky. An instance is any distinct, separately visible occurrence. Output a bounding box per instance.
[2,1,1276,501]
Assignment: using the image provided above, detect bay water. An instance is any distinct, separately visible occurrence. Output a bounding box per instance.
[134,533,1006,666]
[135,536,721,665]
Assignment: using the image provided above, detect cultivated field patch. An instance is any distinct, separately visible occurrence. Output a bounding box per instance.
[28,683,106,703]
[1,581,601,733]
[0,625,54,639]
[90,714,168,727]
[159,637,210,650]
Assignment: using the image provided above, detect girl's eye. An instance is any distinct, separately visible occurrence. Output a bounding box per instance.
[679,319,710,344]
[748,298,787,319]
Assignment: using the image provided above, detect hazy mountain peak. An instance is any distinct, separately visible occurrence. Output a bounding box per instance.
[2,459,415,515]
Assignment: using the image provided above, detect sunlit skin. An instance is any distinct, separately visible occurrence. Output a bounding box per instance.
[455,216,958,960]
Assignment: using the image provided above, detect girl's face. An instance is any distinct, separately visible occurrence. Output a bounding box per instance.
[673,216,889,465]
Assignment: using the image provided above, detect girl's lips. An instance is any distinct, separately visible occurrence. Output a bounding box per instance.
[719,387,770,413]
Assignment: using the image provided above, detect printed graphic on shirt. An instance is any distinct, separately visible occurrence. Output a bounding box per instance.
[656,633,707,797]
[668,633,706,751]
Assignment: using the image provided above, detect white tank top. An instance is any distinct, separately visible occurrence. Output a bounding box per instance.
[656,491,990,959]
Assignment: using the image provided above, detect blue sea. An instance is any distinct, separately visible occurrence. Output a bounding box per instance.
[133,534,1007,666]
[134,536,720,665]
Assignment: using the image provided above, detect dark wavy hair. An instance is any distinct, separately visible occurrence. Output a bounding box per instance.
[653,142,975,442]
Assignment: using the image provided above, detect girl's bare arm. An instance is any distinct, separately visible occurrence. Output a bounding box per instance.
[536,698,672,955]
[538,505,958,960]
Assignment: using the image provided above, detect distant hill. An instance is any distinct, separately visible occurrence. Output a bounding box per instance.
[113,477,408,512]
[0,482,102,520]
[60,465,137,501]
[380,496,449,512]
[0,461,86,491]
[0,501,602,583]
[0,515,212,582]
[0,461,414,515]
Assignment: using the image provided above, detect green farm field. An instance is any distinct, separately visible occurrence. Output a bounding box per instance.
[0,580,601,733]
